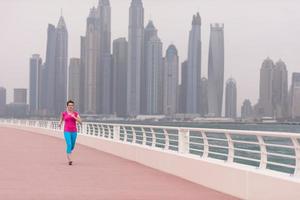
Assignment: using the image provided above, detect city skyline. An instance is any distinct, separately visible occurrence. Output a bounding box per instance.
[1,0,300,115]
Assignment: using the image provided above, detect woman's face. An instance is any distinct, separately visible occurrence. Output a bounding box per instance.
[67,103,74,112]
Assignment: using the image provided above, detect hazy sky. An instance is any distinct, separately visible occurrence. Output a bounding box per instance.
[1,0,300,114]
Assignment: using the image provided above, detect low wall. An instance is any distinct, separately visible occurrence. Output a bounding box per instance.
[2,125,300,200]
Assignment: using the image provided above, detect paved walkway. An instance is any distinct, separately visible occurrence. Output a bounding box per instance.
[0,127,239,200]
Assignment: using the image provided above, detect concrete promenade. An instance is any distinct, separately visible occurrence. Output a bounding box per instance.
[0,127,238,200]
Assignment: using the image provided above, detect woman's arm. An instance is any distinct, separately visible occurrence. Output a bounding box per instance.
[71,113,82,124]
[58,113,63,128]
[76,115,82,124]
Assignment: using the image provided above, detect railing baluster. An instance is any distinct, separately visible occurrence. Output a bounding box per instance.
[151,128,155,148]
[142,127,146,145]
[113,125,120,141]
[202,131,209,158]
[132,126,136,144]
[257,135,267,170]
[178,128,189,154]
[164,129,169,150]
[225,132,234,163]
[292,137,300,177]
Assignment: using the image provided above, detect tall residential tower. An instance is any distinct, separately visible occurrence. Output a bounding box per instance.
[97,0,112,114]
[208,23,224,117]
[163,45,179,116]
[29,54,42,114]
[186,13,201,114]
[225,78,237,118]
[127,0,144,116]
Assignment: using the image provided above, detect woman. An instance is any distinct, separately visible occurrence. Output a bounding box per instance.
[58,100,82,165]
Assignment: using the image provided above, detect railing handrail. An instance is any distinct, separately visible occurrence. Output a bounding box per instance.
[80,121,300,138]
[2,119,299,138]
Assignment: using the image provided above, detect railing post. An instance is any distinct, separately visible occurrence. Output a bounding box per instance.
[109,126,113,139]
[142,127,146,145]
[87,123,91,135]
[81,123,87,135]
[202,131,209,158]
[178,128,189,154]
[113,125,120,141]
[163,129,169,150]
[225,132,234,163]
[151,128,156,147]
[91,124,95,136]
[98,124,102,137]
[132,127,136,144]
[257,135,267,170]
[291,138,300,177]
[47,121,51,130]
[124,127,128,142]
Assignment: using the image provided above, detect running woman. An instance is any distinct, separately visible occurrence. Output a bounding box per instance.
[58,100,82,165]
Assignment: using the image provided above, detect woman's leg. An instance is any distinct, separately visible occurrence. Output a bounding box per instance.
[70,132,78,152]
[64,132,72,162]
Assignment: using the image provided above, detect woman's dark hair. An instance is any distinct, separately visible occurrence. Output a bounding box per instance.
[67,100,74,106]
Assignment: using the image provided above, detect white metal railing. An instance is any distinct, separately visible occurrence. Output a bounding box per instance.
[1,119,300,177]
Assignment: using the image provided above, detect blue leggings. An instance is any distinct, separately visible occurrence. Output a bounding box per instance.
[64,132,77,154]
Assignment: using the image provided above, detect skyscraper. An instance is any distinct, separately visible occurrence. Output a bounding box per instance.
[186,13,201,114]
[8,89,28,118]
[127,0,144,116]
[83,7,100,114]
[112,38,128,117]
[29,54,42,114]
[225,78,237,118]
[79,36,86,113]
[199,77,208,116]
[272,60,288,119]
[258,57,274,117]
[39,63,48,115]
[14,89,27,104]
[97,0,112,114]
[179,61,188,113]
[42,16,68,116]
[54,16,68,115]
[145,35,163,114]
[68,58,81,110]
[0,87,6,116]
[141,20,158,114]
[241,99,253,119]
[163,45,179,116]
[208,23,224,117]
[291,73,300,119]
[43,24,57,114]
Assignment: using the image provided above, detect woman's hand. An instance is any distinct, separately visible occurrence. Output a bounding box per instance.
[70,113,82,124]
[70,114,76,119]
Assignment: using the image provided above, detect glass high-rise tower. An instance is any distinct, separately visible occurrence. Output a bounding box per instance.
[43,16,68,116]
[127,0,144,116]
[141,20,158,114]
[186,13,201,114]
[55,16,68,115]
[163,45,179,116]
[112,38,128,117]
[145,35,163,114]
[29,54,42,114]
[225,78,237,118]
[83,7,99,114]
[97,0,112,114]
[272,60,288,119]
[258,57,274,117]
[208,23,224,117]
